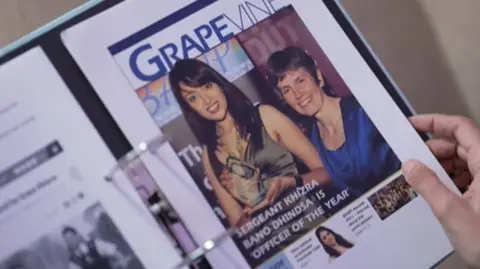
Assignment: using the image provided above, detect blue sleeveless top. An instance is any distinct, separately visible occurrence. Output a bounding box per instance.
[309,96,401,197]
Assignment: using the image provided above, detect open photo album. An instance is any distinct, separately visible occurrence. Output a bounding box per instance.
[0,47,182,269]
[61,0,460,268]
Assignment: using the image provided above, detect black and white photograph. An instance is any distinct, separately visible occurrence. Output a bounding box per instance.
[0,202,145,269]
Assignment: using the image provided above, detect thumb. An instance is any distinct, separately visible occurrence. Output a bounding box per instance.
[266,187,277,204]
[402,159,459,220]
[266,182,279,203]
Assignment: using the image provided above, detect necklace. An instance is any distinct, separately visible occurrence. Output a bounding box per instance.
[229,125,244,159]
[217,123,245,160]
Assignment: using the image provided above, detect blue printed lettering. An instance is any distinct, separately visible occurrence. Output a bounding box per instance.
[158,43,181,70]
[126,1,283,82]
[267,0,281,12]
[141,85,161,116]
[160,80,173,107]
[194,24,213,50]
[209,15,235,42]
[245,1,273,22]
[222,5,254,31]
[129,44,167,81]
[211,41,231,73]
[181,34,206,58]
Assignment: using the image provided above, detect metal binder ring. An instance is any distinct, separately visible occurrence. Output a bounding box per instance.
[104,134,242,269]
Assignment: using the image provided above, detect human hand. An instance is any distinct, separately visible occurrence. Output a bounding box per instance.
[402,114,480,267]
[265,176,296,205]
[419,115,473,191]
[241,176,296,217]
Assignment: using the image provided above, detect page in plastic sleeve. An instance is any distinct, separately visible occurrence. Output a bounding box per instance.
[61,1,458,268]
[0,47,182,269]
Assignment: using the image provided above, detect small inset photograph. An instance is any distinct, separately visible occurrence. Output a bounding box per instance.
[315,226,355,264]
[367,174,418,220]
[0,202,145,269]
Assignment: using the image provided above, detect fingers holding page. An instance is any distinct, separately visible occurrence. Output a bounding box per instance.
[404,114,480,266]
[426,139,457,159]
[402,160,461,222]
[410,114,480,155]
[402,159,480,266]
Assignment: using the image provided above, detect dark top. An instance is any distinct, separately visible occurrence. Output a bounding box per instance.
[207,106,327,256]
[209,107,298,207]
[309,96,401,197]
[69,240,112,269]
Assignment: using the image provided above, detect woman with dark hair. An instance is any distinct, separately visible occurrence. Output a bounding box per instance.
[315,226,354,263]
[169,58,330,227]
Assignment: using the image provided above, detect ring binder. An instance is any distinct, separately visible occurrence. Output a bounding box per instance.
[104,134,240,269]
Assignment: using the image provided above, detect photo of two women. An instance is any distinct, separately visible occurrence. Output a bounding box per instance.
[167,45,401,229]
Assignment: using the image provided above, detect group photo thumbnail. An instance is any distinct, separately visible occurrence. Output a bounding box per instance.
[0,202,144,269]
[368,174,418,220]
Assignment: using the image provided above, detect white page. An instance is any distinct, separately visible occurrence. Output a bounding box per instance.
[61,0,457,268]
[0,47,182,269]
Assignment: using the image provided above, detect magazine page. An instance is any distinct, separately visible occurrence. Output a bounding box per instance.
[0,47,182,269]
[61,0,459,268]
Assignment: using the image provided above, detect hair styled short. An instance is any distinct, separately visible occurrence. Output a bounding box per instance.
[266,46,334,97]
[169,59,262,151]
[61,226,78,236]
[316,226,354,258]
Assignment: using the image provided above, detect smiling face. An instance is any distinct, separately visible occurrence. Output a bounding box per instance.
[277,68,325,117]
[319,230,336,247]
[180,81,228,121]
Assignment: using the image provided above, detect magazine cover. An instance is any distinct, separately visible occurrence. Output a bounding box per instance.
[61,0,458,268]
[135,7,402,267]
